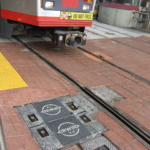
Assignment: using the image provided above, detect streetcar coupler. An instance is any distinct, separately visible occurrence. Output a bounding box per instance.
[54,30,87,47]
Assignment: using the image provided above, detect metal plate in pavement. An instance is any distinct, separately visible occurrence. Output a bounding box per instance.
[80,136,118,150]
[60,94,100,114]
[58,95,85,114]
[32,99,73,123]
[30,113,106,150]
[16,96,85,127]
[92,86,124,103]
[30,124,63,150]
[76,112,106,136]
[16,94,107,149]
[16,104,44,128]
[46,115,91,146]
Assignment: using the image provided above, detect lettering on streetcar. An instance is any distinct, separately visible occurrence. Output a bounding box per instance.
[85,14,92,19]
[60,12,93,20]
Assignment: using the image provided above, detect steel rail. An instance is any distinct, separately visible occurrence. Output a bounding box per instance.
[82,87,150,148]
[14,36,150,149]
[85,28,150,55]
[92,22,150,45]
[78,47,150,86]
[0,117,6,150]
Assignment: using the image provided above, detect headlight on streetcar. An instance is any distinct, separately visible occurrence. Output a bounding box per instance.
[83,4,90,10]
[45,1,54,8]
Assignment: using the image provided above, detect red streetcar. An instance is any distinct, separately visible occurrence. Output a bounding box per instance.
[0,0,96,47]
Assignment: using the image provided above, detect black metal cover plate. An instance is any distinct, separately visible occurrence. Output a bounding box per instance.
[46,115,91,146]
[16,94,107,150]
[32,99,72,123]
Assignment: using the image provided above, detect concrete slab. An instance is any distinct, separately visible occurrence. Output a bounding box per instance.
[92,20,149,37]
[91,86,124,104]
[86,27,119,38]
[0,37,17,42]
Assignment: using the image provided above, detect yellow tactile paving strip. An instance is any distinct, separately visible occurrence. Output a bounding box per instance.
[0,53,28,90]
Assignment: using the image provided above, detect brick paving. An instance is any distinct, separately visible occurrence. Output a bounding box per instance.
[28,36,150,133]
[114,37,150,54]
[0,42,77,150]
[0,27,149,150]
[139,36,150,42]
[84,38,150,80]
[94,112,148,150]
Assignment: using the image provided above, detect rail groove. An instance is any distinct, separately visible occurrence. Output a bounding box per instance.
[14,36,150,149]
[92,22,150,45]
[86,28,150,55]
[78,47,150,86]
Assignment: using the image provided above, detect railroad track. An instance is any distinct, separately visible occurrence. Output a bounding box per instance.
[14,36,150,149]
[78,47,150,86]
[92,21,150,44]
[86,26,150,55]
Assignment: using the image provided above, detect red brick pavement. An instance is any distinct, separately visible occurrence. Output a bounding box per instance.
[94,112,148,150]
[84,38,150,80]
[0,38,149,150]
[0,42,77,150]
[28,40,150,132]
[114,37,150,54]
[138,36,150,42]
